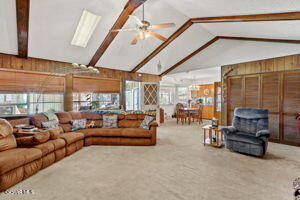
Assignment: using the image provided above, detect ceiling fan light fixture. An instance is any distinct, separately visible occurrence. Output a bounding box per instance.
[71,10,101,48]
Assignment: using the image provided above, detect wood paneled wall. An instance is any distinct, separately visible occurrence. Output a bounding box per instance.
[221,54,300,146]
[222,54,300,76]
[0,53,161,82]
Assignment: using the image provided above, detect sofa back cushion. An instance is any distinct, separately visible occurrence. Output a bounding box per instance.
[125,114,138,120]
[30,113,49,128]
[233,108,269,134]
[81,112,102,120]
[55,112,72,124]
[69,111,82,120]
[118,120,142,128]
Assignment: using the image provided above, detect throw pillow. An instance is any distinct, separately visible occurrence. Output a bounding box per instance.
[140,115,155,130]
[102,115,118,128]
[41,120,59,129]
[86,120,96,128]
[71,119,87,131]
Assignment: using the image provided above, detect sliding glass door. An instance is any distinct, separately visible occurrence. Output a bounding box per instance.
[125,81,141,111]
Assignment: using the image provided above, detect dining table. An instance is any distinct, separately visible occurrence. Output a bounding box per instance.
[179,107,199,125]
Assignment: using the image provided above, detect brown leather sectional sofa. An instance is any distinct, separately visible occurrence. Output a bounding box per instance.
[0,111,157,191]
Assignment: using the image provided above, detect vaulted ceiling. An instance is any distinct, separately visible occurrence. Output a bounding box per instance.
[1,0,300,79]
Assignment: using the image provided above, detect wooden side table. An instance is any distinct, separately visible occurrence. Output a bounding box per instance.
[202,125,224,147]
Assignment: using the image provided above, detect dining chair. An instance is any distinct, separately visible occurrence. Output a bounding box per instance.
[191,104,203,124]
[175,103,188,125]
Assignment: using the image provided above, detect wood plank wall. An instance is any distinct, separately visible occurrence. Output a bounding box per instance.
[221,54,300,146]
[0,53,161,82]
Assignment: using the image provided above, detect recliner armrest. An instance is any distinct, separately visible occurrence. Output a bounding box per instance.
[221,126,236,134]
[149,121,158,128]
[256,130,270,138]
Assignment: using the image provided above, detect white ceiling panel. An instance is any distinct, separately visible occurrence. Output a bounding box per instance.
[170,39,300,74]
[200,21,300,40]
[29,0,128,64]
[0,0,18,55]
[164,0,300,18]
[96,0,188,70]
[138,24,215,75]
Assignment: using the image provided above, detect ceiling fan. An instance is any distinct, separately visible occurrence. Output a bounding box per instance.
[110,4,175,45]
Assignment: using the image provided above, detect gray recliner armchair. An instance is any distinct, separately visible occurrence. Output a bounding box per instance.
[222,108,270,157]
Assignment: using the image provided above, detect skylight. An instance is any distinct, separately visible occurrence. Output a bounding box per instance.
[71,10,101,48]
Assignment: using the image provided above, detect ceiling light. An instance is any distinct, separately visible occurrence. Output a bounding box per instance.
[71,10,101,48]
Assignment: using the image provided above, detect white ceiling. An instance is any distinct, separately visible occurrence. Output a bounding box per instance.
[170,39,300,74]
[96,0,188,71]
[0,0,300,84]
[0,0,18,55]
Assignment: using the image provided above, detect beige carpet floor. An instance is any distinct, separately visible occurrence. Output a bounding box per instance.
[1,120,300,200]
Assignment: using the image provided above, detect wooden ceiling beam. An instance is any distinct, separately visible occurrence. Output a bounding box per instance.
[191,11,300,23]
[131,12,300,73]
[16,0,30,58]
[159,36,300,76]
[218,36,300,44]
[130,19,193,73]
[88,0,147,66]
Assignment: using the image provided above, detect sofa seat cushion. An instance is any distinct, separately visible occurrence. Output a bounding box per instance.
[51,138,66,149]
[0,148,42,175]
[80,128,123,137]
[60,132,84,145]
[226,132,263,145]
[33,138,65,156]
[34,141,55,156]
[121,128,151,138]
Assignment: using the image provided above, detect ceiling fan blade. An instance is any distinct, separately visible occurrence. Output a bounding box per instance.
[131,36,138,45]
[128,15,143,26]
[148,32,167,41]
[110,27,137,32]
[149,23,175,30]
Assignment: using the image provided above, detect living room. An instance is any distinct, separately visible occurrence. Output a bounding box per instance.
[0,0,300,200]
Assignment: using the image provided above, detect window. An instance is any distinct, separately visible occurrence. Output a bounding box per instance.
[0,93,63,116]
[73,93,120,111]
[159,86,175,105]
[177,87,189,103]
[29,93,64,114]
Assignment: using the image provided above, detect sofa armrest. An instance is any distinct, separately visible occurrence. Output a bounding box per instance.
[221,126,236,135]
[256,130,270,138]
[149,121,158,128]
